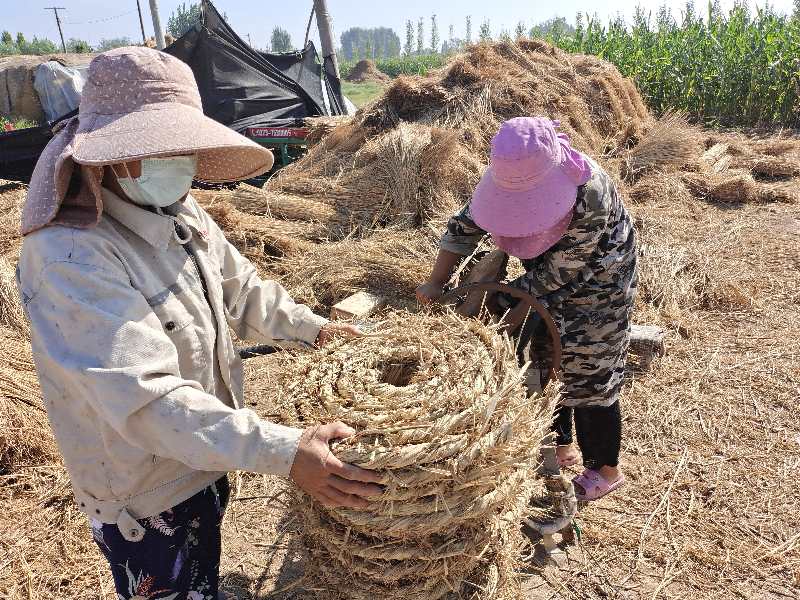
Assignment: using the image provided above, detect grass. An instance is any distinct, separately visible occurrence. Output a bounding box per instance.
[340,54,446,79]
[341,81,386,108]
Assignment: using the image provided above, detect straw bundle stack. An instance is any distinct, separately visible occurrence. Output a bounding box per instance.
[253,40,651,232]
[278,311,557,599]
[270,228,435,309]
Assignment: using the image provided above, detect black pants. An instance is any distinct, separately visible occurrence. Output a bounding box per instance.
[553,402,621,469]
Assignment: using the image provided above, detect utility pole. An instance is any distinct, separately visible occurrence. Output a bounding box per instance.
[313,0,340,80]
[148,0,166,49]
[135,0,147,44]
[44,7,67,53]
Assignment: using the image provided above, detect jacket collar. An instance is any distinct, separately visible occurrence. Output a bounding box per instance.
[101,188,206,249]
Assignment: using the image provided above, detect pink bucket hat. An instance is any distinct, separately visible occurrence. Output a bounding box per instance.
[23,46,274,234]
[470,117,593,259]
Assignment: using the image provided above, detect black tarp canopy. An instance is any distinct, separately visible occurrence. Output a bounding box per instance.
[0,0,346,181]
[164,0,346,132]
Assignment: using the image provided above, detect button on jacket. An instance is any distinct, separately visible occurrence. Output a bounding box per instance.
[17,189,327,531]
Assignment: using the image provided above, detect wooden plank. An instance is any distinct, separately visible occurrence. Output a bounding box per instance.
[330,291,386,321]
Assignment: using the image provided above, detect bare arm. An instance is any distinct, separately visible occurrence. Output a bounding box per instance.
[418,201,487,304]
[416,249,461,304]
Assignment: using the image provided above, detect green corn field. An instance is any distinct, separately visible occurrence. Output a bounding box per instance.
[341,6,800,128]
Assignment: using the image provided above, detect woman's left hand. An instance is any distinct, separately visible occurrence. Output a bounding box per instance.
[315,322,364,347]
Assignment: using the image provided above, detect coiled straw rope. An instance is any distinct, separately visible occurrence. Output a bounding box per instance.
[278,311,558,599]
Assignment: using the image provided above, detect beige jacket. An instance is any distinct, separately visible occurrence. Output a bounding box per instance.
[17,189,326,540]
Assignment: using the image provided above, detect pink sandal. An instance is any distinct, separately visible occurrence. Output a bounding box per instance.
[573,469,625,501]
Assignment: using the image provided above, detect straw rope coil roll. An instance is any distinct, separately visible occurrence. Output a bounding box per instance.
[279,311,558,599]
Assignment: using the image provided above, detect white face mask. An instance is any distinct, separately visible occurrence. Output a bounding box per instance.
[116,155,197,208]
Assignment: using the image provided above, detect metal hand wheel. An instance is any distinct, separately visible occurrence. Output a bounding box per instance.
[441,281,562,385]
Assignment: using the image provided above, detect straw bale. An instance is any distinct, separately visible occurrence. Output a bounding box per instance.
[753,181,800,203]
[260,40,650,232]
[271,229,435,310]
[277,311,557,599]
[0,256,27,337]
[228,184,343,223]
[681,170,758,203]
[0,330,56,472]
[624,111,705,180]
[629,171,693,205]
[304,115,353,146]
[730,154,800,178]
[202,201,322,258]
[0,180,25,258]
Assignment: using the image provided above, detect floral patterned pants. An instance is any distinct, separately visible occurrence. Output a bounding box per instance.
[91,477,230,600]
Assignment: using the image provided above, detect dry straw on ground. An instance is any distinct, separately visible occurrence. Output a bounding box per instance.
[275,311,557,599]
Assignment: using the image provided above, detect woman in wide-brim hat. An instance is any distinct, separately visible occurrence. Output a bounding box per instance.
[418,116,638,501]
[18,46,382,599]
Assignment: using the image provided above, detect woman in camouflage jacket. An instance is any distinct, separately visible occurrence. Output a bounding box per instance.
[417,117,637,501]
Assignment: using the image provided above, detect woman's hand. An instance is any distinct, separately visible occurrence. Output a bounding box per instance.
[416,281,445,305]
[289,422,383,508]
[315,322,363,347]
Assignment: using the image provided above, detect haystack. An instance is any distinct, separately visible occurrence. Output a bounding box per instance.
[0,54,95,122]
[259,40,652,231]
[278,311,557,599]
[200,40,800,315]
[345,59,390,84]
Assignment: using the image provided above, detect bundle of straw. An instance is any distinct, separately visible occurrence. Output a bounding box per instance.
[279,311,557,599]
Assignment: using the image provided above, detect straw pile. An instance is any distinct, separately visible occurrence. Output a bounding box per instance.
[276,311,557,599]
[261,40,649,232]
[345,59,391,84]
[200,41,799,315]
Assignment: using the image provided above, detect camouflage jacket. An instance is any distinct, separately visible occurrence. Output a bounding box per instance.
[440,162,636,307]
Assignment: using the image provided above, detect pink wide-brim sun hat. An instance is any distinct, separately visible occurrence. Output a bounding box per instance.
[71,46,274,182]
[470,117,593,240]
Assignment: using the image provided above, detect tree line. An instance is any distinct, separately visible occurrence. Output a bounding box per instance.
[0,2,295,57]
[7,1,799,62]
[337,16,577,62]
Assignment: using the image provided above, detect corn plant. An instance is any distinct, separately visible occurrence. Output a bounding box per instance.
[554,5,800,127]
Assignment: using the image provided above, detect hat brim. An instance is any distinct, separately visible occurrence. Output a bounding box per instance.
[71,104,274,182]
[470,165,578,237]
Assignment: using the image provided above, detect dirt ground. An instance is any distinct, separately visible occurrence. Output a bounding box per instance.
[1,157,799,598]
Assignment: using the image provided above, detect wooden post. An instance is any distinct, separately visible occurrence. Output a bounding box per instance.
[148,0,166,49]
[313,0,340,80]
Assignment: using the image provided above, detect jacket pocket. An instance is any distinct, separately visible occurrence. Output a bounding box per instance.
[150,294,206,375]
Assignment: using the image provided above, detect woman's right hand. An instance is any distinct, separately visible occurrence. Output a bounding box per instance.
[289,422,383,509]
[416,281,445,305]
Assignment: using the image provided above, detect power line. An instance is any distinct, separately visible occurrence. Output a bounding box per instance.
[64,9,138,26]
[44,7,67,53]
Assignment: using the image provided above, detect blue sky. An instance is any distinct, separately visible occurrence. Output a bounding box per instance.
[4,1,795,50]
